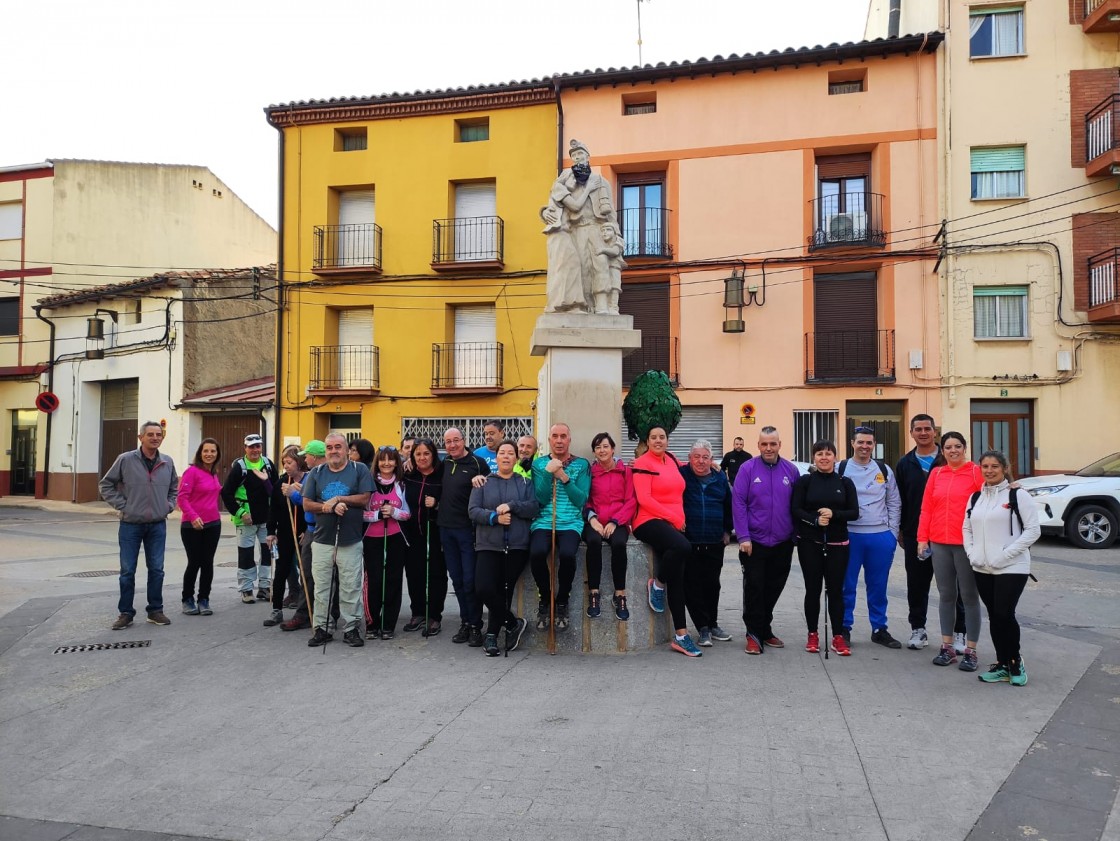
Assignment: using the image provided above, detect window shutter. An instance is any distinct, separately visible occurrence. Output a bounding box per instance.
[339,190,375,226]
[454,306,496,343]
[974,285,1028,297]
[616,405,723,462]
[454,183,496,219]
[338,309,373,346]
[814,273,877,332]
[816,154,871,180]
[970,147,1025,173]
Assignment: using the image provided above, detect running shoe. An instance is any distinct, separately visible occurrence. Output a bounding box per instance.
[959,647,979,672]
[671,634,703,657]
[932,644,957,666]
[647,579,665,613]
[907,628,928,649]
[586,592,601,618]
[978,663,1010,683]
[805,631,820,653]
[1009,658,1028,686]
[710,625,733,642]
[182,598,199,616]
[612,595,630,621]
[830,634,851,656]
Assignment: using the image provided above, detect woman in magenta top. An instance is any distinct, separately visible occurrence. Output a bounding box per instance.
[363,445,411,639]
[583,432,636,621]
[179,438,223,616]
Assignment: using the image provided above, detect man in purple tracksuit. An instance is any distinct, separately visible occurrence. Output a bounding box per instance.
[732,425,802,654]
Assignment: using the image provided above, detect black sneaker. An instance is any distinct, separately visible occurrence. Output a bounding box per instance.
[483,634,500,657]
[536,605,550,631]
[505,617,527,652]
[256,589,270,602]
[451,623,471,644]
[587,592,601,618]
[381,630,395,641]
[612,595,630,621]
[467,626,484,647]
[402,616,424,632]
[422,620,441,637]
[263,609,283,627]
[308,627,333,647]
[343,629,364,647]
[871,628,902,649]
[555,603,570,632]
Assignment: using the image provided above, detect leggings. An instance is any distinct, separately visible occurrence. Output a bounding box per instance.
[931,542,982,642]
[181,522,220,601]
[974,572,1028,665]
[633,519,690,631]
[272,530,302,610]
[476,549,529,635]
[583,522,629,592]
[364,533,407,633]
[797,540,847,636]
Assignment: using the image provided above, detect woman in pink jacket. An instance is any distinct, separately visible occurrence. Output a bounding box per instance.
[917,431,984,672]
[363,446,411,640]
[583,432,637,621]
[179,438,223,616]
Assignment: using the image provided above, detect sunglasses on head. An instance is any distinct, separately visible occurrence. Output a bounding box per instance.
[853,426,874,435]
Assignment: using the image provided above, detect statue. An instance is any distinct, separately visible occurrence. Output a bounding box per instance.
[541,139,627,315]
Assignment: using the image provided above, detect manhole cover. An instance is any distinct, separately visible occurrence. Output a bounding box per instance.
[63,570,119,578]
[54,640,151,654]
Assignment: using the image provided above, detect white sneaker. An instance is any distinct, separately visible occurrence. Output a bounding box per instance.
[953,632,967,655]
[907,627,928,649]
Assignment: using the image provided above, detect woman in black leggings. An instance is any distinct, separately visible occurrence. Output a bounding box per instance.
[791,440,859,656]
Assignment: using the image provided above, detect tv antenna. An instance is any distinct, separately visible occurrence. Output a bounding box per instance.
[636,0,650,66]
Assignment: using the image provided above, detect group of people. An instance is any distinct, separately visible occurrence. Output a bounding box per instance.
[98,413,1040,683]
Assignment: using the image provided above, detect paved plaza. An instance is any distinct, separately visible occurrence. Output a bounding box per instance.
[0,500,1117,841]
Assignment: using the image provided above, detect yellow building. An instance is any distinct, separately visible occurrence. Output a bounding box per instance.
[265,84,556,450]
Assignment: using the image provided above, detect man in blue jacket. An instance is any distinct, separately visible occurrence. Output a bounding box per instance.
[731,426,801,654]
[680,440,734,647]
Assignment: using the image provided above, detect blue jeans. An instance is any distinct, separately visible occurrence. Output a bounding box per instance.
[441,526,480,627]
[843,530,897,632]
[118,520,167,617]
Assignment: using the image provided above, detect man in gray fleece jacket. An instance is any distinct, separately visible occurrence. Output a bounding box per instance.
[99,421,179,630]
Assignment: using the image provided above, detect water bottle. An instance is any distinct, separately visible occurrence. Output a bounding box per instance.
[270,543,279,562]
[918,546,932,561]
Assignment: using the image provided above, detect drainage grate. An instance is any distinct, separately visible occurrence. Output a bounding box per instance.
[54,640,152,654]
[63,570,119,578]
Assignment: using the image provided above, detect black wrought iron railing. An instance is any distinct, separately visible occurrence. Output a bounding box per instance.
[1086,93,1119,164]
[431,342,503,389]
[313,223,383,270]
[804,329,895,382]
[309,345,380,390]
[619,207,673,258]
[432,216,504,264]
[622,336,679,386]
[808,192,886,250]
[1089,247,1119,307]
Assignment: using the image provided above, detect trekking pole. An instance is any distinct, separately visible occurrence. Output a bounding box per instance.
[380,511,389,638]
[548,477,558,656]
[424,518,431,637]
[287,493,314,630]
[821,526,829,661]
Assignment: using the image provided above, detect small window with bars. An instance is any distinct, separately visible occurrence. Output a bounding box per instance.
[827,68,867,96]
[793,410,839,463]
[622,92,657,116]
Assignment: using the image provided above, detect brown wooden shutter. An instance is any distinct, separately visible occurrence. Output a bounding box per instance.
[620,281,671,383]
[814,273,877,332]
[816,153,871,180]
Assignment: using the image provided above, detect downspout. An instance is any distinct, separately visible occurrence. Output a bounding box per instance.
[272,119,286,456]
[888,0,901,38]
[33,305,55,499]
[553,78,564,175]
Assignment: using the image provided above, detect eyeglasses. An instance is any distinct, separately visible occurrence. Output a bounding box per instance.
[853,426,875,435]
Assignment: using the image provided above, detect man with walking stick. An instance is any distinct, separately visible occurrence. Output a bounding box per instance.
[299,433,373,647]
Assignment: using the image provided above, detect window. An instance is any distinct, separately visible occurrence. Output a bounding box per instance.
[0,298,18,336]
[974,286,1028,338]
[456,118,489,143]
[622,92,657,115]
[0,203,22,240]
[618,175,670,258]
[452,182,499,261]
[827,68,867,95]
[401,417,534,451]
[619,281,672,385]
[815,154,872,246]
[810,272,887,380]
[335,128,368,152]
[969,6,1024,58]
[793,410,839,463]
[970,146,1025,199]
[336,189,376,265]
[452,305,499,387]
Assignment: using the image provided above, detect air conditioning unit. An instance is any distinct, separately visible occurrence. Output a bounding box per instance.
[825,211,868,243]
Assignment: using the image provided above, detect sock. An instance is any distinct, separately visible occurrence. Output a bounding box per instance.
[675,633,687,641]
[652,581,664,592]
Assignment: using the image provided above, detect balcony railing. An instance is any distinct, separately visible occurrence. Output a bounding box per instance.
[431,342,503,390]
[1083,0,1120,32]
[804,329,895,383]
[622,336,679,386]
[313,223,383,271]
[619,207,673,259]
[432,216,504,266]
[1086,93,1119,168]
[808,192,886,250]
[309,345,380,391]
[1089,248,1119,307]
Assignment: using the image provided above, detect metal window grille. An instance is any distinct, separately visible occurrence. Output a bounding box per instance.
[401,417,534,452]
[828,81,863,95]
[624,102,656,115]
[793,410,839,463]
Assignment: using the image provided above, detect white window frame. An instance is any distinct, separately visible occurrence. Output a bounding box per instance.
[969,6,1025,59]
[973,286,1029,339]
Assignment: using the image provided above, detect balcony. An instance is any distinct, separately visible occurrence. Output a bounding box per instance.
[313,223,383,275]
[619,207,673,259]
[309,345,380,393]
[804,329,895,383]
[1085,94,1120,177]
[1083,0,1120,32]
[622,336,679,386]
[431,216,504,271]
[808,193,886,251]
[1088,247,1120,323]
[431,342,503,394]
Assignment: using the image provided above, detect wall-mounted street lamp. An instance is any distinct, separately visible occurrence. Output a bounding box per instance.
[85,308,118,360]
[723,271,745,333]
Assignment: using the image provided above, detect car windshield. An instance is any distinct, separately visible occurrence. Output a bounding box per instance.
[1076,452,1120,477]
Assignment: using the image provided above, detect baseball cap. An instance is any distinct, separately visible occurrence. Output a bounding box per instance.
[298,440,326,457]
[244,434,264,446]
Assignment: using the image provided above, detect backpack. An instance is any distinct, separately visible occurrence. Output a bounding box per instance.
[967,487,1025,534]
[837,458,889,481]
[236,455,274,476]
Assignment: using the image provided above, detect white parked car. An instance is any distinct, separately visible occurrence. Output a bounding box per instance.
[1016,452,1120,550]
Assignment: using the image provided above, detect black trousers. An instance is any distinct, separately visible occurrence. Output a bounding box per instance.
[403,523,447,623]
[974,572,1028,665]
[798,540,847,636]
[740,540,794,641]
[272,528,301,610]
[903,534,965,633]
[529,529,581,607]
[364,533,407,633]
[633,519,690,632]
[477,549,529,635]
[583,522,629,592]
[684,543,724,631]
[181,523,220,601]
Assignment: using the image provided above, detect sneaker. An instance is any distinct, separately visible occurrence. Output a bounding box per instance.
[263,609,283,627]
[587,592,601,618]
[343,629,364,647]
[280,615,310,632]
[697,628,713,647]
[671,634,703,657]
[612,595,630,621]
[422,620,442,637]
[111,613,133,631]
[483,634,500,657]
[467,626,485,647]
[505,617,527,652]
[182,598,200,616]
[805,631,820,653]
[763,636,785,648]
[907,628,929,649]
[744,636,762,655]
[871,629,902,649]
[978,663,1010,683]
[282,595,299,610]
[257,589,271,602]
[241,592,255,605]
[932,644,957,666]
[308,627,333,647]
[146,611,171,626]
[953,632,967,655]
[830,634,851,656]
[647,579,665,613]
[365,625,379,640]
[198,599,212,616]
[451,623,471,644]
[710,625,733,642]
[536,606,550,631]
[403,616,424,632]
[555,604,570,632]
[958,647,979,672]
[381,630,395,641]
[1009,658,1028,687]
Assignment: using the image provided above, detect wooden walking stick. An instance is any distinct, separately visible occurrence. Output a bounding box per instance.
[548,477,558,655]
[287,493,314,631]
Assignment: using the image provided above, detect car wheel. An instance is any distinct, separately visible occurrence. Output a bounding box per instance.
[1067,504,1117,550]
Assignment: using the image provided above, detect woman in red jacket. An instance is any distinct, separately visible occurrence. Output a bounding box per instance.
[583,432,636,621]
[917,431,984,672]
[632,426,701,657]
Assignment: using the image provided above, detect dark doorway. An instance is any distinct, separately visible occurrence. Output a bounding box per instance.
[844,400,905,467]
[100,379,139,479]
[10,410,37,495]
[971,400,1034,477]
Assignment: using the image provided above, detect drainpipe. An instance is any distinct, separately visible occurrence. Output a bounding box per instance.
[888,0,901,37]
[33,305,56,499]
[272,120,286,457]
[553,78,564,175]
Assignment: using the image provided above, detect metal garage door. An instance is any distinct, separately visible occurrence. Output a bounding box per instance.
[618,405,723,463]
